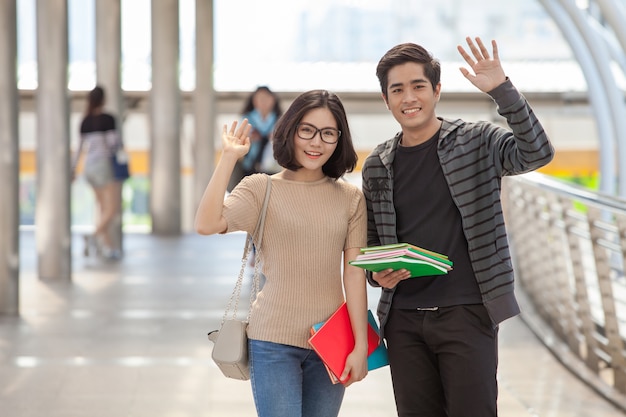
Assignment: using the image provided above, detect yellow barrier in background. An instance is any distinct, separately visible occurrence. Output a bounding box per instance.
[18,149,597,178]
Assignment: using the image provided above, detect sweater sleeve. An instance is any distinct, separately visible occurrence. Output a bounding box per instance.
[487,78,555,175]
[223,174,266,235]
[344,185,367,250]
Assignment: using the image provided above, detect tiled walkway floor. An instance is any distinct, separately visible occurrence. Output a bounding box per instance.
[0,231,623,416]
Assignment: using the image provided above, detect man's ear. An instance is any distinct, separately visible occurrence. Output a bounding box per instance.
[382,94,390,110]
[434,83,442,102]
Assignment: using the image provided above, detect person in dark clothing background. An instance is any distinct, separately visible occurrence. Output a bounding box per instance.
[71,85,124,260]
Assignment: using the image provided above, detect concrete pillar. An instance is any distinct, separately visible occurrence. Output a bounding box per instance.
[0,0,19,314]
[36,0,71,280]
[95,0,124,252]
[194,0,216,211]
[150,0,181,235]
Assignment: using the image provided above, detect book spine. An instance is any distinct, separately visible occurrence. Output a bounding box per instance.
[406,247,452,264]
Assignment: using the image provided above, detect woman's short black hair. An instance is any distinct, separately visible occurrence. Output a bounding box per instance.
[272,90,357,179]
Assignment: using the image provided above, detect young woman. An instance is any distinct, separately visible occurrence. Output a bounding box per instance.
[71,86,123,260]
[229,86,284,192]
[240,85,283,175]
[195,90,369,417]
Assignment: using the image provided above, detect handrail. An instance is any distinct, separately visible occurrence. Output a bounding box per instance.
[502,173,626,411]
[518,172,626,213]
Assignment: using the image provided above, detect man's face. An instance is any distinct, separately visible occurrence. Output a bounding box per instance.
[383,62,441,134]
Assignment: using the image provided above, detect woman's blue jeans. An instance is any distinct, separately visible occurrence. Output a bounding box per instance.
[249,339,345,417]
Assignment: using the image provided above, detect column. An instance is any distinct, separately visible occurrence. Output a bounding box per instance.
[0,0,19,314]
[96,0,124,252]
[150,0,181,235]
[194,0,216,212]
[36,0,71,280]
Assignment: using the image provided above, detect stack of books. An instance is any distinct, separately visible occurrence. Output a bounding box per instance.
[349,243,453,277]
[308,302,388,384]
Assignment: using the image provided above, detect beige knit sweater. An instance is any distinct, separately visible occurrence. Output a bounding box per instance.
[223,173,367,349]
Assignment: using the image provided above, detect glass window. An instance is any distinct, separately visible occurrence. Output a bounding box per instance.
[17,0,37,89]
[16,0,579,93]
[212,0,575,92]
[121,0,151,90]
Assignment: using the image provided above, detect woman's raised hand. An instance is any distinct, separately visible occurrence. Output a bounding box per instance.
[222,119,253,158]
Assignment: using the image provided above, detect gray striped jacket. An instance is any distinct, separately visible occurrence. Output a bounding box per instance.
[361,80,555,336]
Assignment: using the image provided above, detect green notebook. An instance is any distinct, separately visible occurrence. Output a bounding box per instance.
[349,256,449,277]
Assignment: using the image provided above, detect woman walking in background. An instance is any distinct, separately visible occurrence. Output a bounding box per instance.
[71,85,123,260]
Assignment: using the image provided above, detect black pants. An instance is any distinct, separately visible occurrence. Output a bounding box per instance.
[385,305,499,417]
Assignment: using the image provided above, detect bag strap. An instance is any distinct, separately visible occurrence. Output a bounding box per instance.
[223,174,272,323]
[252,174,272,248]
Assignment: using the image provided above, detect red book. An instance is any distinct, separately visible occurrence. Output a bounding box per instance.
[308,302,382,383]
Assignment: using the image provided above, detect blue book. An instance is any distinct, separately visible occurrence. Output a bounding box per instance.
[365,310,389,371]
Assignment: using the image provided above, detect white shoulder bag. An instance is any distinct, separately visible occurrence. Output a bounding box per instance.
[207,175,271,380]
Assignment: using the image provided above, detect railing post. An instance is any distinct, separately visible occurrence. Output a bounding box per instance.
[586,207,626,393]
[612,213,626,392]
[561,196,600,372]
[545,193,579,352]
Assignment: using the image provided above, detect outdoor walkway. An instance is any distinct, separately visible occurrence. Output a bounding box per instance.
[0,230,623,417]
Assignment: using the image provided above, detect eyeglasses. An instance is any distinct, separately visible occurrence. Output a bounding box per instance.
[296,123,341,144]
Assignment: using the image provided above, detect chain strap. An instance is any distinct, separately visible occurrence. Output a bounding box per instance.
[221,175,272,325]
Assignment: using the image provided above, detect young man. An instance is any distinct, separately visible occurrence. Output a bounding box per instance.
[361,37,555,417]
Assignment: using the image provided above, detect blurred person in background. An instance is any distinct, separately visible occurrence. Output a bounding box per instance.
[71,85,123,260]
[229,86,283,191]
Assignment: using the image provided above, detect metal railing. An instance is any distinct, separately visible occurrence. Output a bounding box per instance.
[503,173,626,410]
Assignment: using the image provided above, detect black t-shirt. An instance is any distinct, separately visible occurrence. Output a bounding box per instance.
[391,131,482,308]
[80,113,116,134]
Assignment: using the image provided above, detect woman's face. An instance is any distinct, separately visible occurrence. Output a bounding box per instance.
[291,107,338,179]
[252,90,276,116]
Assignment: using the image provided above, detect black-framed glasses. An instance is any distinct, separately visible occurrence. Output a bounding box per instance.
[296,123,341,144]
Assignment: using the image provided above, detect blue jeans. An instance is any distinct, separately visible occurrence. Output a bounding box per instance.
[249,339,345,417]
